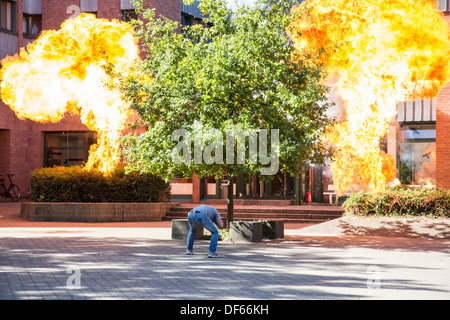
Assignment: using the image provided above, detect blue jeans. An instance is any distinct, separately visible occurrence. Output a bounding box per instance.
[187,212,218,254]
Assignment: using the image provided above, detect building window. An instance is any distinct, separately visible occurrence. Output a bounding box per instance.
[0,0,16,32]
[181,12,203,27]
[23,14,42,37]
[121,10,137,22]
[398,123,436,186]
[181,0,203,19]
[44,131,97,168]
[81,0,97,16]
[181,12,203,39]
[181,12,193,27]
[438,0,450,12]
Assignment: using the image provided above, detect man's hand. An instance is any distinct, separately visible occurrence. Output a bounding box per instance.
[216,218,224,229]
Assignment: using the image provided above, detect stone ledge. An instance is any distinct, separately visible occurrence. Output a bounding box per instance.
[229,220,285,242]
[171,219,203,240]
[207,199,294,206]
[260,220,284,239]
[230,221,263,242]
[20,202,177,223]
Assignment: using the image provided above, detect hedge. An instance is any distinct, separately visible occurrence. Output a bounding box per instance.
[342,186,450,218]
[30,166,171,203]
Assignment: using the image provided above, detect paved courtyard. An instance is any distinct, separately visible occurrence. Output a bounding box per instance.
[1,203,450,301]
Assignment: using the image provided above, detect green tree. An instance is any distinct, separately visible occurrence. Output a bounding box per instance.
[120,0,333,226]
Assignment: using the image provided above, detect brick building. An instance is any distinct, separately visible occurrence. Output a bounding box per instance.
[436,0,450,191]
[320,4,450,203]
[1,0,449,203]
[0,0,185,198]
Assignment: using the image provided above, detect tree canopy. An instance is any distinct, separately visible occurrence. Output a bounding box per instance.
[120,0,332,185]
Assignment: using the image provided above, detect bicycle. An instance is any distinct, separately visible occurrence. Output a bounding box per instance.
[0,174,21,202]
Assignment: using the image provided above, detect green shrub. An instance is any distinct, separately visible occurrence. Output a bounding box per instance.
[30,166,171,203]
[343,186,450,218]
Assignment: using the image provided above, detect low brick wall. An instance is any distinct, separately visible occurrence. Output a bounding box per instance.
[20,202,178,223]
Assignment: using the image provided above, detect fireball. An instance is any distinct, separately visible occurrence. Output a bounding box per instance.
[289,0,450,195]
[0,13,140,174]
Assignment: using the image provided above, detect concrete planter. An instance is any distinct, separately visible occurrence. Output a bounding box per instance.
[229,220,284,242]
[171,219,203,240]
[261,220,284,239]
[230,221,263,242]
[20,202,177,223]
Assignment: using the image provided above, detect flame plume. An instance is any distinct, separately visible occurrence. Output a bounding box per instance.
[289,0,450,195]
[0,13,140,174]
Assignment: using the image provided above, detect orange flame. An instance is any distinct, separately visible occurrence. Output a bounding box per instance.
[0,13,140,174]
[289,0,450,195]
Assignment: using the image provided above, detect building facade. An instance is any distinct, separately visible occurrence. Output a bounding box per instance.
[0,0,182,197]
[1,0,449,203]
[436,0,450,191]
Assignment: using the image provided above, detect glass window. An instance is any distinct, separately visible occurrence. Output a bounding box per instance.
[44,132,97,168]
[80,0,97,13]
[121,10,137,22]
[181,0,203,19]
[23,14,42,36]
[398,124,436,186]
[181,12,203,39]
[181,12,193,27]
[0,0,14,32]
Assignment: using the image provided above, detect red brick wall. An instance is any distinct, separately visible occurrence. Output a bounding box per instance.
[436,13,450,190]
[436,81,450,190]
[0,129,11,177]
[15,0,23,50]
[97,0,120,20]
[192,173,201,203]
[42,0,80,31]
[1,0,183,197]
[145,0,181,26]
[0,101,89,197]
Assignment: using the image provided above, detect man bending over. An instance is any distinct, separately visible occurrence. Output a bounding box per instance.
[186,205,224,258]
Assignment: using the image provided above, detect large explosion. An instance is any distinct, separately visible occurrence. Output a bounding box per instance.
[289,0,450,195]
[0,13,140,174]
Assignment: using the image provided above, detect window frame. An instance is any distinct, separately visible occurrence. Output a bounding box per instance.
[22,13,42,38]
[397,122,436,186]
[0,0,16,34]
[43,131,98,168]
[121,9,137,23]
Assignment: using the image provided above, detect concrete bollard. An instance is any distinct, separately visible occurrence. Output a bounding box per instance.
[229,221,263,242]
[261,220,284,239]
[171,219,203,240]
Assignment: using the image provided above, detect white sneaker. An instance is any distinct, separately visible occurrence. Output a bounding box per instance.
[208,252,219,258]
[186,250,194,255]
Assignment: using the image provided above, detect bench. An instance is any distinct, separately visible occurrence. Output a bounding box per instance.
[172,219,284,242]
[230,221,263,242]
[261,220,284,239]
[171,219,203,240]
[322,185,352,205]
[229,220,284,242]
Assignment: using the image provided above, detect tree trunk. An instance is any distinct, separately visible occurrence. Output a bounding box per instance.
[227,178,234,229]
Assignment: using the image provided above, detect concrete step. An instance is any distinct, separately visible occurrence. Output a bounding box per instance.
[168,206,343,214]
[162,203,343,223]
[164,211,341,219]
[206,199,295,206]
[162,215,334,224]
